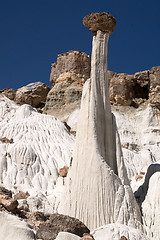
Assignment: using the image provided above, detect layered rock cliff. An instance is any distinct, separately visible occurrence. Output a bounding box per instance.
[43,51,91,119]
[43,56,160,121]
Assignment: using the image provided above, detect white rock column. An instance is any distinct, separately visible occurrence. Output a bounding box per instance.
[90,30,118,174]
[57,12,143,232]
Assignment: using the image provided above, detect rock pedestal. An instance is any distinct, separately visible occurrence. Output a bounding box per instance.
[57,13,142,231]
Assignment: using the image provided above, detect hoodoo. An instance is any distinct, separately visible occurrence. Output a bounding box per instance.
[57,12,142,231]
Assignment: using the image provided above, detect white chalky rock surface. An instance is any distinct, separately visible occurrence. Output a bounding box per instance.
[113,105,160,194]
[67,104,160,192]
[0,94,74,213]
[91,223,149,240]
[113,105,159,177]
[133,163,160,240]
[0,211,35,240]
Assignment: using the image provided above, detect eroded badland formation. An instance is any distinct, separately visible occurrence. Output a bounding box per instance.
[0,12,160,240]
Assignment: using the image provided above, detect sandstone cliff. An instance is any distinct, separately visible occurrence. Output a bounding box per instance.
[43,54,160,121]
[43,51,91,119]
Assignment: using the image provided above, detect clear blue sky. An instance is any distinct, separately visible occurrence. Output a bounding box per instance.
[0,0,160,89]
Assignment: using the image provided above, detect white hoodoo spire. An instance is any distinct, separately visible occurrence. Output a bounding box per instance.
[57,12,143,231]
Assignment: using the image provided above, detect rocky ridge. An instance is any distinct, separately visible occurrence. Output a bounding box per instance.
[43,53,160,120]
[49,51,91,86]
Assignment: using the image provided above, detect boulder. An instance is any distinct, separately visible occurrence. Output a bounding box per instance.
[83,12,116,33]
[109,70,149,107]
[0,196,18,212]
[0,186,12,198]
[0,186,18,212]
[0,88,17,100]
[59,166,69,177]
[119,237,128,240]
[36,213,90,240]
[15,82,50,108]
[25,211,48,231]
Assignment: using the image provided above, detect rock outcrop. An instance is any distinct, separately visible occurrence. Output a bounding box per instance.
[15,82,50,108]
[1,82,50,111]
[0,186,18,212]
[36,213,90,240]
[43,51,90,119]
[44,57,159,122]
[108,70,149,106]
[149,66,160,108]
[1,60,159,118]
[49,51,91,86]
[0,88,17,100]
[57,12,142,231]
[59,166,69,177]
[0,188,89,240]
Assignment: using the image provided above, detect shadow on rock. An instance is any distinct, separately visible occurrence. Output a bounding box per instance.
[134,163,160,210]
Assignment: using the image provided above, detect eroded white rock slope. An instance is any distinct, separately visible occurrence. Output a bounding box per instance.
[66,103,160,239]
[0,94,159,239]
[112,104,160,191]
[67,104,160,191]
[0,94,74,213]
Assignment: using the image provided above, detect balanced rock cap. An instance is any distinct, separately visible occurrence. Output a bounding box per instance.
[83,12,116,33]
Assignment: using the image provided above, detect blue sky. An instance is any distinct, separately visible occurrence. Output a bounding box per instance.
[0,0,160,89]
